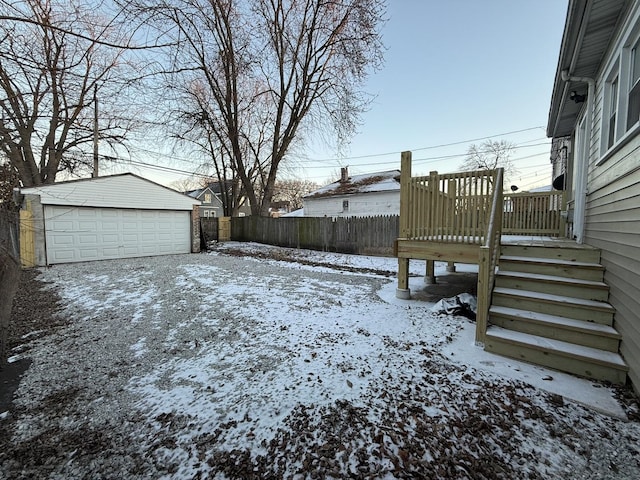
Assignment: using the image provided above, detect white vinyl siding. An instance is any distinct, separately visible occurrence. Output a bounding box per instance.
[22,174,198,211]
[584,166,640,391]
[44,206,191,264]
[304,191,400,218]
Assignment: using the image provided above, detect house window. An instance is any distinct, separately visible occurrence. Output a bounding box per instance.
[627,40,640,130]
[204,193,212,204]
[203,210,210,218]
[608,77,618,148]
[342,200,349,211]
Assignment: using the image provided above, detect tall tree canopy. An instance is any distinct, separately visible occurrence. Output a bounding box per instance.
[128,0,386,216]
[0,0,138,186]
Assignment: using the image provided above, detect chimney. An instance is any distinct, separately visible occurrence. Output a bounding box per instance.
[340,167,348,183]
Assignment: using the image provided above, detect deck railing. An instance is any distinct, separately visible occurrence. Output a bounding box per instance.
[502,191,564,236]
[400,152,499,244]
[476,168,504,345]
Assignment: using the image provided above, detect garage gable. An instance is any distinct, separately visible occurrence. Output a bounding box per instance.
[20,174,201,266]
[20,173,200,210]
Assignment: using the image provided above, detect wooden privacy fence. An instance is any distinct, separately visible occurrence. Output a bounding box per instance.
[200,216,233,244]
[200,217,219,244]
[1,207,20,365]
[231,215,399,256]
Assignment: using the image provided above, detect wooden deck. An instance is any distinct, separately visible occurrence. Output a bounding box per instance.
[396,152,565,342]
[500,236,596,248]
[393,151,626,383]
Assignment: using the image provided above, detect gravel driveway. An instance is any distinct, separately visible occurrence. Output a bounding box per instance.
[1,246,640,479]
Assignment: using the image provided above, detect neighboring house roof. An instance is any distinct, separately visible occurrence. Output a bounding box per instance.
[282,208,304,217]
[304,170,401,199]
[185,188,205,199]
[547,0,630,137]
[185,186,218,202]
[20,173,200,210]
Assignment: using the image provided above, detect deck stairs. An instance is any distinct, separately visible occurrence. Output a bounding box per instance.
[484,243,628,384]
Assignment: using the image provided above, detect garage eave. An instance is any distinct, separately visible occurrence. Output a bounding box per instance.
[20,173,201,211]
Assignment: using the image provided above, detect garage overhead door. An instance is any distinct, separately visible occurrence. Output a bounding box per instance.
[44,206,191,264]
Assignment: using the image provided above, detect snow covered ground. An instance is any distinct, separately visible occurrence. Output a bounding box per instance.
[2,242,639,479]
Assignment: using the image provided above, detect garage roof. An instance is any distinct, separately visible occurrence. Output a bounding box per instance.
[20,173,201,210]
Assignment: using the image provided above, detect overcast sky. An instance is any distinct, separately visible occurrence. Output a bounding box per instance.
[112,1,569,191]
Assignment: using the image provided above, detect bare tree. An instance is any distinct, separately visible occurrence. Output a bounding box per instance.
[459,140,518,182]
[272,178,318,211]
[168,175,202,193]
[127,0,385,216]
[0,0,139,186]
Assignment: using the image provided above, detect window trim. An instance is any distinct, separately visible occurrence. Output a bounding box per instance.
[608,75,618,149]
[627,38,640,131]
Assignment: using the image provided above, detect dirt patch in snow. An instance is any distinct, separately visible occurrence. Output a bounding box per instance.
[217,245,397,277]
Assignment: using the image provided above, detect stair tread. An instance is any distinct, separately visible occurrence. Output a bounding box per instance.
[486,326,628,369]
[496,270,608,288]
[500,255,604,268]
[489,305,621,337]
[493,287,615,311]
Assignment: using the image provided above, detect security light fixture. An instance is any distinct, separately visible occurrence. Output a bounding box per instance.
[570,90,586,103]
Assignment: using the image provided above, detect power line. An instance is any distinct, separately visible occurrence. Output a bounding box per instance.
[301,126,546,162]
[295,142,551,170]
[118,128,549,170]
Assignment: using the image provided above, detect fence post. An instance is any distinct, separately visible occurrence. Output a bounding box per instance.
[218,217,231,241]
[191,205,201,253]
[19,209,36,268]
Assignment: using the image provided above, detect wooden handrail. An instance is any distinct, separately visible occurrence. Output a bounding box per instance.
[476,168,504,345]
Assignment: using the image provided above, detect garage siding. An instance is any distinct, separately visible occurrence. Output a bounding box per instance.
[44,206,191,264]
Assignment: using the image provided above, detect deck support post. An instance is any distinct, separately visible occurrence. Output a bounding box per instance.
[424,260,436,285]
[475,246,490,346]
[446,261,456,273]
[396,257,410,299]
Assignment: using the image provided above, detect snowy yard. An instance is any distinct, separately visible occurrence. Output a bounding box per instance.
[2,243,640,479]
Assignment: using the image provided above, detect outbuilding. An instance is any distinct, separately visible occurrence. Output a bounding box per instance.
[19,173,201,266]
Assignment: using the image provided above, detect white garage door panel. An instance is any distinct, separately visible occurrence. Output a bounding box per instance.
[44,206,191,264]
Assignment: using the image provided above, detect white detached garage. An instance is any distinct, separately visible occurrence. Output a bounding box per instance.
[20,174,201,266]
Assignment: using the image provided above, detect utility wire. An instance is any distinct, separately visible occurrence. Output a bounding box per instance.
[301,126,546,162]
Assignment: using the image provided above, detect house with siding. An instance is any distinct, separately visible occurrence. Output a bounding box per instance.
[547,0,640,392]
[185,185,224,218]
[185,182,251,217]
[303,168,400,218]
